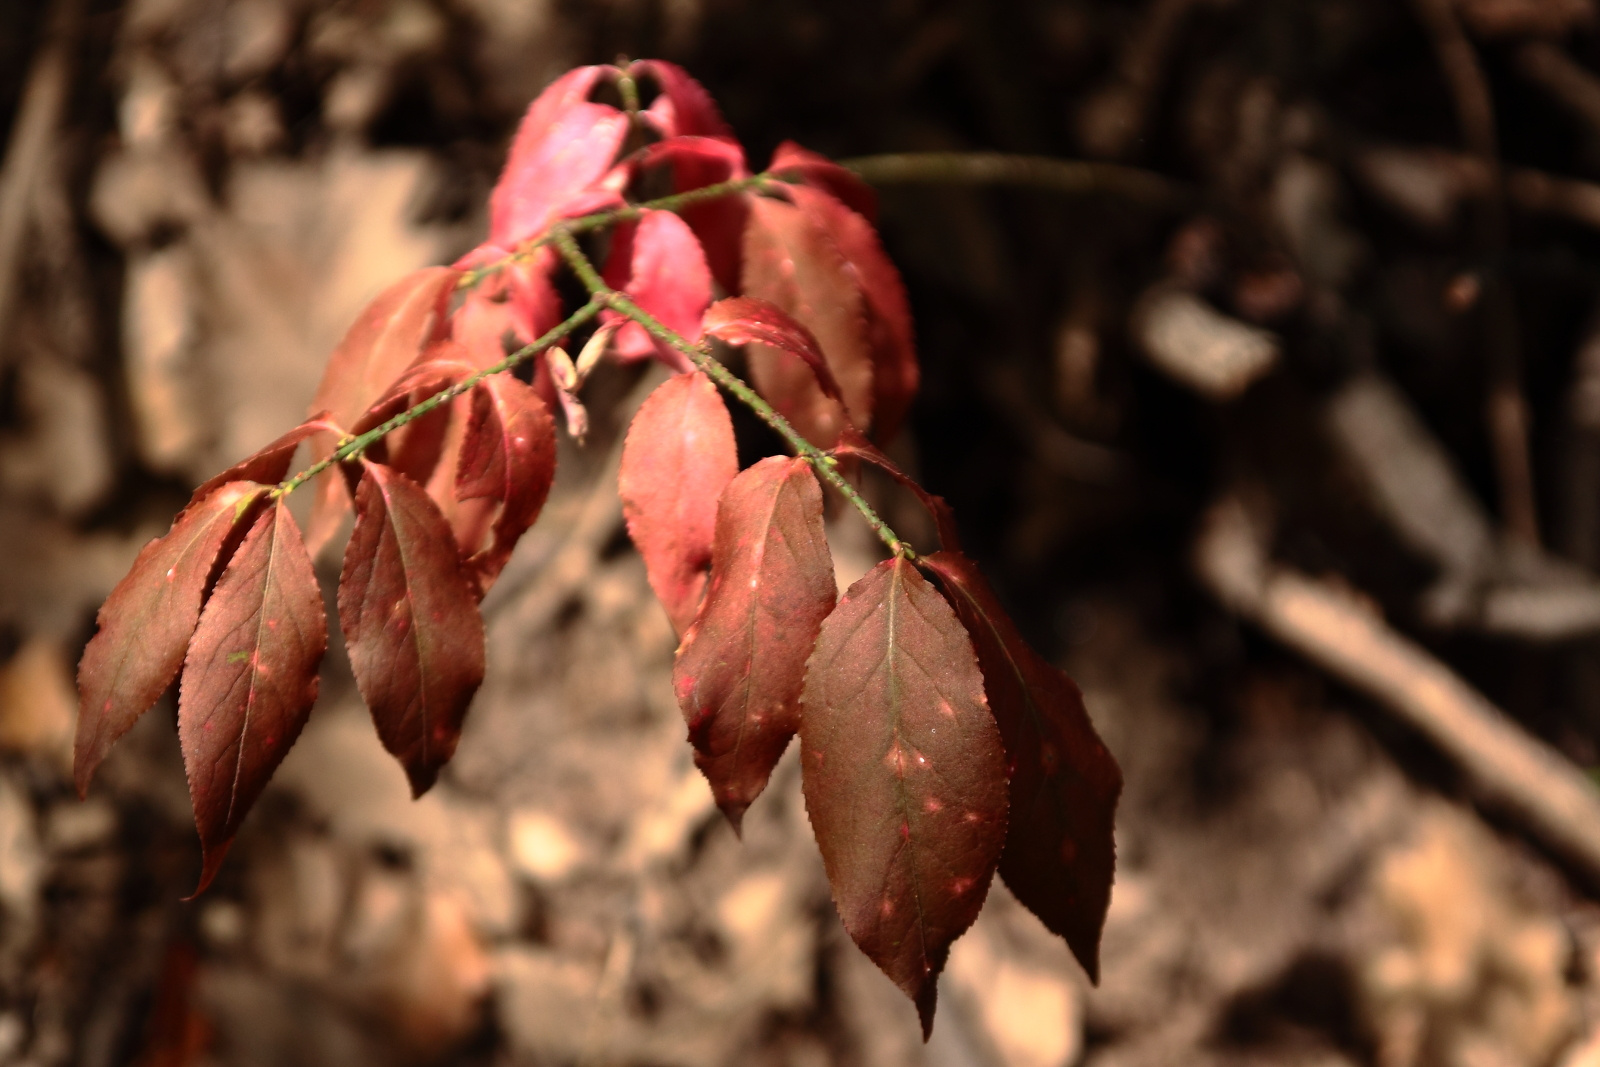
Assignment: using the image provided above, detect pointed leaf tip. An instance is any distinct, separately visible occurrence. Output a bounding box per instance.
[800,558,1008,1029]
[674,457,835,827]
[921,551,1121,983]
[340,463,486,796]
[618,372,739,635]
[179,500,327,894]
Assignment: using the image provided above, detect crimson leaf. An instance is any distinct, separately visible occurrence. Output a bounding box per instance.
[75,481,268,797]
[702,296,845,405]
[602,209,713,369]
[742,192,874,447]
[632,60,733,140]
[800,557,1009,1036]
[673,457,836,831]
[787,185,919,444]
[770,140,878,221]
[921,551,1121,982]
[339,462,487,798]
[305,267,458,554]
[178,498,327,894]
[640,136,750,292]
[488,67,629,247]
[618,372,739,635]
[456,374,558,594]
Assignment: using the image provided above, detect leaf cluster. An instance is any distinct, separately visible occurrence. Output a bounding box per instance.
[73,60,1120,1036]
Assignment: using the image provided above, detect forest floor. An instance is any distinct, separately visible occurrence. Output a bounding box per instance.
[6,0,1600,1065]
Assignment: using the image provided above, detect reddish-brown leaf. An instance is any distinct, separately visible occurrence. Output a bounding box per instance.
[339,463,487,798]
[787,185,919,444]
[640,136,750,292]
[310,268,458,430]
[305,268,459,554]
[770,141,878,221]
[673,458,835,831]
[920,551,1121,982]
[75,481,269,798]
[702,296,845,405]
[618,372,739,635]
[829,428,962,552]
[178,498,327,894]
[800,558,1009,1036]
[456,374,558,594]
[602,209,712,369]
[187,417,341,513]
[489,66,629,247]
[632,60,733,140]
[741,193,874,447]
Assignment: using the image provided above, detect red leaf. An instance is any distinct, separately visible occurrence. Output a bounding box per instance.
[456,374,557,594]
[673,457,836,830]
[305,268,459,554]
[348,348,480,493]
[631,60,733,140]
[787,185,919,444]
[618,372,739,635]
[741,193,874,447]
[75,481,269,798]
[453,280,517,369]
[310,268,458,430]
[920,551,1121,983]
[770,141,878,221]
[702,296,845,405]
[187,417,341,514]
[489,89,629,247]
[799,558,1008,1036]
[339,463,486,798]
[602,209,712,369]
[830,428,961,552]
[179,498,327,894]
[640,137,750,292]
[505,247,565,343]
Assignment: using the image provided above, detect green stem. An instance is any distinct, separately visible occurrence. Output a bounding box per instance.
[459,175,774,290]
[550,228,914,560]
[272,300,604,498]
[839,151,1190,208]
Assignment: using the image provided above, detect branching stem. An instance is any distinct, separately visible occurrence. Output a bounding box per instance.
[548,228,914,560]
[271,300,604,498]
[458,175,774,289]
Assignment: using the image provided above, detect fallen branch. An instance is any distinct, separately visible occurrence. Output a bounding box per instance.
[1195,494,1600,888]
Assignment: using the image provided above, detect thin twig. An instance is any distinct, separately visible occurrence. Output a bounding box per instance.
[1411,0,1542,550]
[1514,41,1600,138]
[272,300,603,497]
[457,175,775,289]
[839,152,1190,208]
[1195,494,1600,888]
[0,0,82,370]
[548,228,915,560]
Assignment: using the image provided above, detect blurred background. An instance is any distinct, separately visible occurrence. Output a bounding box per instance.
[9,0,1600,1064]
